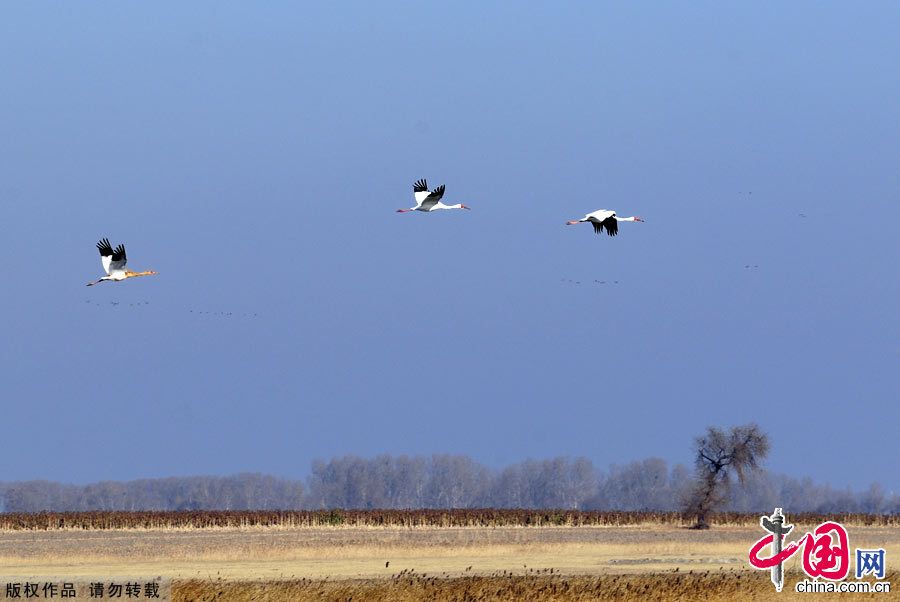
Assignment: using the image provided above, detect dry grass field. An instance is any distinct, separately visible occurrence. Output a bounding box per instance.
[0,512,895,600]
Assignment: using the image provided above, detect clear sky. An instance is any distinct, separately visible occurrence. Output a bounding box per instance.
[1,2,897,492]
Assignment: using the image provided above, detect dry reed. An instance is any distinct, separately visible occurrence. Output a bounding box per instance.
[0,510,895,531]
[173,570,896,601]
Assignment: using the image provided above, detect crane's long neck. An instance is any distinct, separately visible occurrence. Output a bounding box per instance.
[615,216,639,222]
[125,270,158,278]
[434,202,466,211]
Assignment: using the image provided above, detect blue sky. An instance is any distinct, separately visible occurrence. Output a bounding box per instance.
[0,2,897,492]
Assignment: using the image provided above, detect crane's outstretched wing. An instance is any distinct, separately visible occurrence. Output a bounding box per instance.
[584,210,617,236]
[413,179,430,206]
[419,184,446,211]
[592,216,618,236]
[97,238,127,274]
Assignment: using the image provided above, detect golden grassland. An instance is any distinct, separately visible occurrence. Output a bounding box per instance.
[0,513,895,600]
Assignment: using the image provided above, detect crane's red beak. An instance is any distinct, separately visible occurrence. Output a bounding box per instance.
[635,217,645,222]
[461,204,471,210]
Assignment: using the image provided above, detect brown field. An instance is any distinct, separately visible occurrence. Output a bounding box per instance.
[0,512,895,600]
[1,509,897,530]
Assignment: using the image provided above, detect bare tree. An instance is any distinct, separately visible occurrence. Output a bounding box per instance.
[592,458,671,511]
[685,423,769,528]
[859,482,887,514]
[492,457,597,509]
[426,454,490,508]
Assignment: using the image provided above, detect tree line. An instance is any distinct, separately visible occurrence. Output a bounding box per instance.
[1,453,896,514]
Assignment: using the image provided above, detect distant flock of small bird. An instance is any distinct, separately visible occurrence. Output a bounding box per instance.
[87,178,644,286]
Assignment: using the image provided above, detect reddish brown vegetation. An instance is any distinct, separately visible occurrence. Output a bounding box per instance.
[0,509,896,530]
[174,570,897,602]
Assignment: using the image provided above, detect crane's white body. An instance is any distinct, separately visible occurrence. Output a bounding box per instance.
[101,253,128,281]
[583,209,616,223]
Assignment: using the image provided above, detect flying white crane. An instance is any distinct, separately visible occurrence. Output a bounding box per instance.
[86,238,158,286]
[397,179,471,213]
[566,210,644,237]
